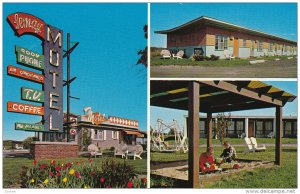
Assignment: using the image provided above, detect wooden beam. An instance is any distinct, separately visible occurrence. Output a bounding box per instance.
[199,81,283,106]
[188,81,200,188]
[206,112,213,148]
[256,86,272,97]
[235,81,251,91]
[275,106,282,165]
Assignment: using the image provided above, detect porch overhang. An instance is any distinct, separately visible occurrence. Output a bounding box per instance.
[150,80,296,188]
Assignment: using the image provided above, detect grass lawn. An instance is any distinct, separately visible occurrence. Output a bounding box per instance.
[151,56,292,67]
[151,146,297,188]
[3,156,146,188]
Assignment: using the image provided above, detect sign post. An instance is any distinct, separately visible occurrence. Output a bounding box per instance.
[7,12,63,133]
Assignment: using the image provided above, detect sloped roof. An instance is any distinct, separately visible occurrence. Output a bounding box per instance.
[155,16,297,45]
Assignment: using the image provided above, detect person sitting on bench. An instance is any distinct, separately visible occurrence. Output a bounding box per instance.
[220,141,236,163]
[199,147,215,172]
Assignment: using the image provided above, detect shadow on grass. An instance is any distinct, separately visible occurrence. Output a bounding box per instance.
[282,149,297,153]
[150,174,189,188]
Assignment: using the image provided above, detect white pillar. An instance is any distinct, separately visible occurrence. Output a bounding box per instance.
[245,118,249,137]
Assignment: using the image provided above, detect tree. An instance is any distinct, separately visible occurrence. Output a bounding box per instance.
[214,113,232,146]
[137,25,147,68]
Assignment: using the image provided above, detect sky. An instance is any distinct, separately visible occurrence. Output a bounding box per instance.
[150,3,297,48]
[3,3,147,140]
[150,81,297,130]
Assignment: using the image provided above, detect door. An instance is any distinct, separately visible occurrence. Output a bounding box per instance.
[248,120,254,137]
[233,38,239,57]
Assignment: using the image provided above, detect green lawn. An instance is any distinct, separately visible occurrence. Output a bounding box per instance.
[151,55,292,66]
[3,156,146,188]
[151,146,297,188]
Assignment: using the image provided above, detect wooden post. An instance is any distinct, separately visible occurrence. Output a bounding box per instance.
[275,106,282,165]
[206,112,212,148]
[188,81,200,188]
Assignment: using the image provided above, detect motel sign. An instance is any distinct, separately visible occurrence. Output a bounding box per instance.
[7,12,63,132]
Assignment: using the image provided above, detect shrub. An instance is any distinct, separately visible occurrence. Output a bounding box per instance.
[204,56,211,61]
[19,158,142,188]
[193,54,205,61]
[100,158,135,188]
[23,137,39,149]
[210,54,220,61]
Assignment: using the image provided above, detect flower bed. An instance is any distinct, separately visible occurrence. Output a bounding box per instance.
[20,158,146,188]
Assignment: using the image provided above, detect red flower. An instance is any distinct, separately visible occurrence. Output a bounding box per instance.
[55,166,61,171]
[51,160,56,165]
[127,181,133,188]
[33,160,37,165]
[89,159,92,163]
[49,172,53,177]
[91,171,95,176]
[75,171,80,178]
[106,186,110,188]
[57,172,61,177]
[141,178,147,183]
[40,164,46,169]
[76,162,79,165]
[67,163,71,167]
[62,165,67,171]
[100,178,105,183]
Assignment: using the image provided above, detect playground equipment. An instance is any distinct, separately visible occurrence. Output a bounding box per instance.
[151,119,188,153]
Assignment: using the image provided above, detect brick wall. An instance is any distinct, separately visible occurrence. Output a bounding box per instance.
[30,142,79,160]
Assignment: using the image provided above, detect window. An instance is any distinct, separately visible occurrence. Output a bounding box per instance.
[264,121,273,136]
[227,122,235,136]
[243,39,247,47]
[294,121,297,135]
[200,120,206,137]
[269,43,273,52]
[94,130,105,140]
[257,41,263,52]
[256,121,264,137]
[284,121,292,136]
[236,120,244,135]
[215,35,228,50]
[112,131,118,139]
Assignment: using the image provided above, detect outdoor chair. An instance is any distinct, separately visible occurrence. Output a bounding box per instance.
[173,50,184,59]
[224,50,235,60]
[238,133,246,139]
[114,144,128,159]
[244,137,255,153]
[267,132,274,139]
[88,144,103,158]
[127,145,143,160]
[250,137,266,152]
[160,50,171,59]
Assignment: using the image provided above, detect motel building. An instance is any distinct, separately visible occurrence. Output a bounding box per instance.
[38,107,146,150]
[156,16,297,59]
[191,115,297,139]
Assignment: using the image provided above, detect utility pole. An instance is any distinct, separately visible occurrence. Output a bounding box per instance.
[63,33,79,142]
[67,33,70,142]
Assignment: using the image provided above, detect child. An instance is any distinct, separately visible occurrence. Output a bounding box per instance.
[220,141,236,163]
[199,147,215,172]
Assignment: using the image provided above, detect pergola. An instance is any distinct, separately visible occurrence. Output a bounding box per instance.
[150,80,296,188]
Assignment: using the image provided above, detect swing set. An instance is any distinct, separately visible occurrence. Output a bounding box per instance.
[151,119,188,153]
